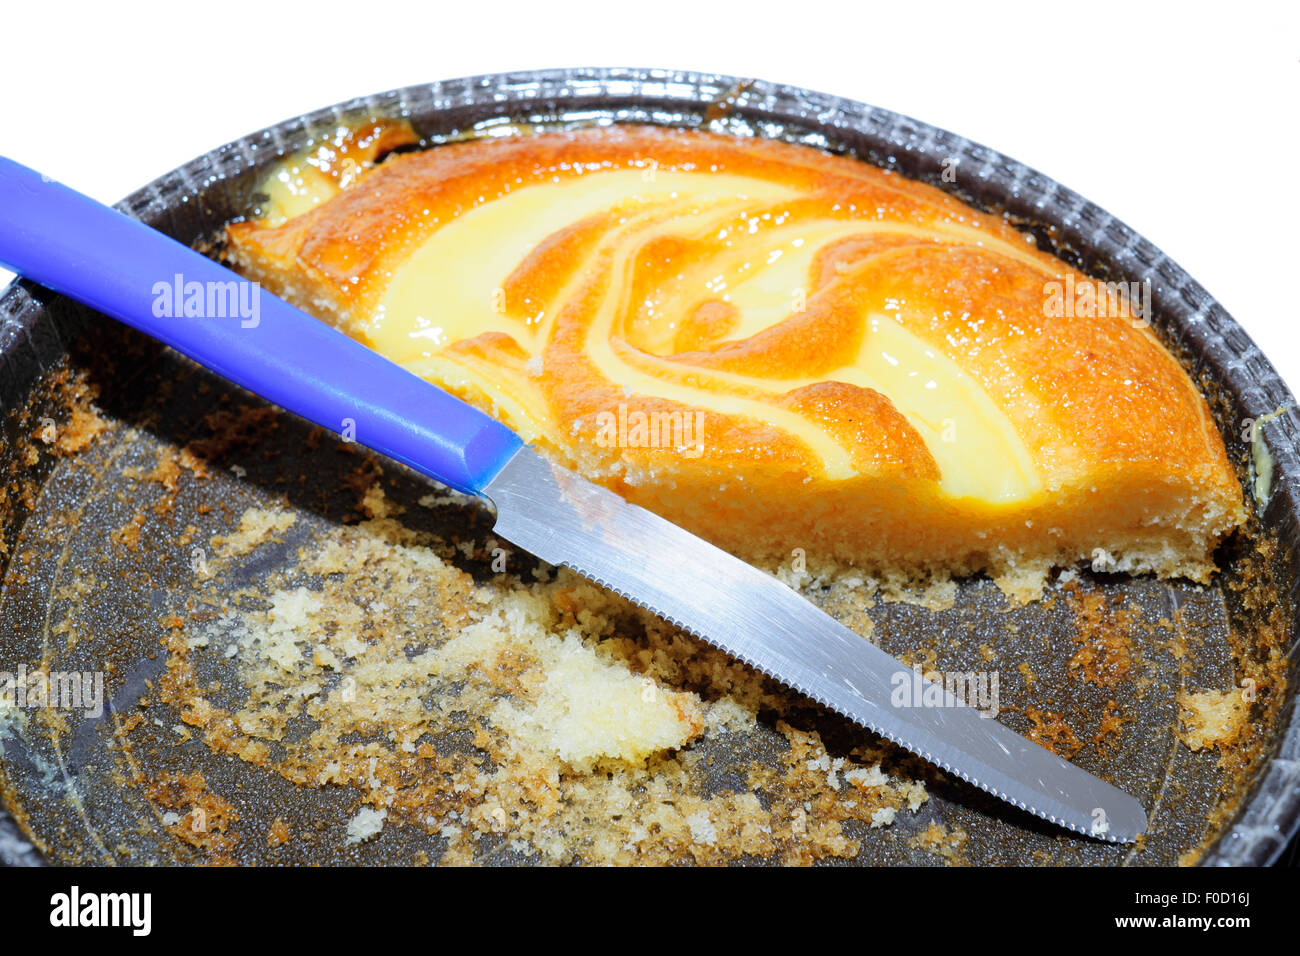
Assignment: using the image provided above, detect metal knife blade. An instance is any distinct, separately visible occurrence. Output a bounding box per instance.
[485,446,1147,842]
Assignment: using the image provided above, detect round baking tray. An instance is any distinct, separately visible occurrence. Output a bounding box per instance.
[1,67,1297,866]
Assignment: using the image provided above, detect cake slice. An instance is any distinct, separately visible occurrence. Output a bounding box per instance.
[225,123,1246,589]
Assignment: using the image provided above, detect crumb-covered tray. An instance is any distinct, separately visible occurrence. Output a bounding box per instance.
[1,68,1297,866]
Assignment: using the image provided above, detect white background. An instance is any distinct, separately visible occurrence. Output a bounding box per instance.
[1,1,1296,386]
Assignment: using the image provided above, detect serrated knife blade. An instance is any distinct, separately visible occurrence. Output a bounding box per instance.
[486,446,1147,843]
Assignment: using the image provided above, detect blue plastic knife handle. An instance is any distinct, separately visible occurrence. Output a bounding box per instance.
[0,156,523,495]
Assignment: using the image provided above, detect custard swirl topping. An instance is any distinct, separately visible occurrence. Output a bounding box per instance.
[233,125,1216,507]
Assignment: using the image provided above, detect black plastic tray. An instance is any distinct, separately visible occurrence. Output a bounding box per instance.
[1,68,1297,866]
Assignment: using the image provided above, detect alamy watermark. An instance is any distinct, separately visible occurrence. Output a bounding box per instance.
[50,886,151,936]
[152,273,260,328]
[890,664,999,718]
[1043,275,1151,328]
[1,664,104,719]
[594,403,706,457]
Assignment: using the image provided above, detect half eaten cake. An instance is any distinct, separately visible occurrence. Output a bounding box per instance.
[225,121,1246,588]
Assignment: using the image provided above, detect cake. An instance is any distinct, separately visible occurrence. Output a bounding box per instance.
[225,122,1245,587]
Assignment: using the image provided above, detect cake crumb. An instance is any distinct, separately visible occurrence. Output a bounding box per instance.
[346,807,388,845]
[1179,688,1248,751]
[214,507,296,557]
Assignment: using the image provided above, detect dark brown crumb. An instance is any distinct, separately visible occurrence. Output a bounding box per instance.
[1022,705,1083,759]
